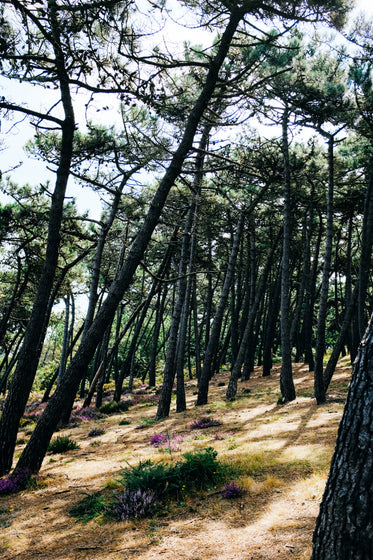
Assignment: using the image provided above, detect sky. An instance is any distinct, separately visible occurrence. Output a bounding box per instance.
[1,0,373,218]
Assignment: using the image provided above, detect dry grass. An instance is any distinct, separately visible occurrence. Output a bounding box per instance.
[0,359,351,560]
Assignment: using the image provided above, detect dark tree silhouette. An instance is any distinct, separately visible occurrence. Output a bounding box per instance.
[310,312,373,559]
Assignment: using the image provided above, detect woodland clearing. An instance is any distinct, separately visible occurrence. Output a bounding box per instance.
[0,360,352,560]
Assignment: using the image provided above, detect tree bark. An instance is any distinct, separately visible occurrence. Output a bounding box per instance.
[314,134,335,405]
[310,312,373,560]
[0,1,76,476]
[280,106,296,403]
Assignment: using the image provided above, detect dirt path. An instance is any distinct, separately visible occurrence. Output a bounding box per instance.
[0,361,352,560]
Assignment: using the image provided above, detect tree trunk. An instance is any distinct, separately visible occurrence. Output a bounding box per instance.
[303,209,323,371]
[0,1,76,476]
[280,106,296,403]
[196,210,245,406]
[357,164,373,339]
[310,312,373,560]
[314,134,335,405]
[225,228,281,400]
[262,271,281,377]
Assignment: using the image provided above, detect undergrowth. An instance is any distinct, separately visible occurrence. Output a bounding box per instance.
[70,447,228,522]
[48,435,79,454]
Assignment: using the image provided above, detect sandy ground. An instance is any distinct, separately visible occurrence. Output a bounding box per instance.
[0,360,352,560]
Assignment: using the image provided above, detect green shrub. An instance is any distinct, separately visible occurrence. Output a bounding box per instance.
[99,401,129,415]
[119,459,181,500]
[179,447,223,489]
[119,447,223,501]
[48,435,79,454]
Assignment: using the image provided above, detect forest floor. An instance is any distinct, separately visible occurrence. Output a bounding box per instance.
[0,359,352,560]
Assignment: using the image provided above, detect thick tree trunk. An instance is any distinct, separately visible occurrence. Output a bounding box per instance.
[357,165,373,339]
[0,1,76,476]
[310,312,373,560]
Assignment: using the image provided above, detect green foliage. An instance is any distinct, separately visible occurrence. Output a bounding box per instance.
[119,459,180,500]
[99,401,129,415]
[118,447,223,502]
[69,492,107,523]
[48,436,79,454]
[179,447,224,489]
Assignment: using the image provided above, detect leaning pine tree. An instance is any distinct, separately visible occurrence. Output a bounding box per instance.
[310,312,373,559]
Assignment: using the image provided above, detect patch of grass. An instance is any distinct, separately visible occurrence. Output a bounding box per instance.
[119,419,131,425]
[135,417,158,430]
[99,401,129,415]
[48,435,79,454]
[69,492,107,523]
[224,451,275,478]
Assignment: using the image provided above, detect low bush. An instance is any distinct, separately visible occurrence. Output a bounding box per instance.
[113,488,157,520]
[48,435,79,454]
[220,480,247,499]
[87,427,105,438]
[149,432,183,452]
[179,447,223,489]
[190,417,222,429]
[119,446,223,502]
[74,407,103,421]
[71,447,230,523]
[99,401,129,415]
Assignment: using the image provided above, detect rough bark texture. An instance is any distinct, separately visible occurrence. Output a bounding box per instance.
[0,1,75,476]
[310,313,373,560]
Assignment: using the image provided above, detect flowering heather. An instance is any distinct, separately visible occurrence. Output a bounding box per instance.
[128,393,159,405]
[22,401,47,423]
[220,480,247,499]
[150,433,168,447]
[0,468,33,495]
[113,488,157,520]
[150,432,184,451]
[213,432,233,440]
[74,407,103,421]
[190,417,222,430]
